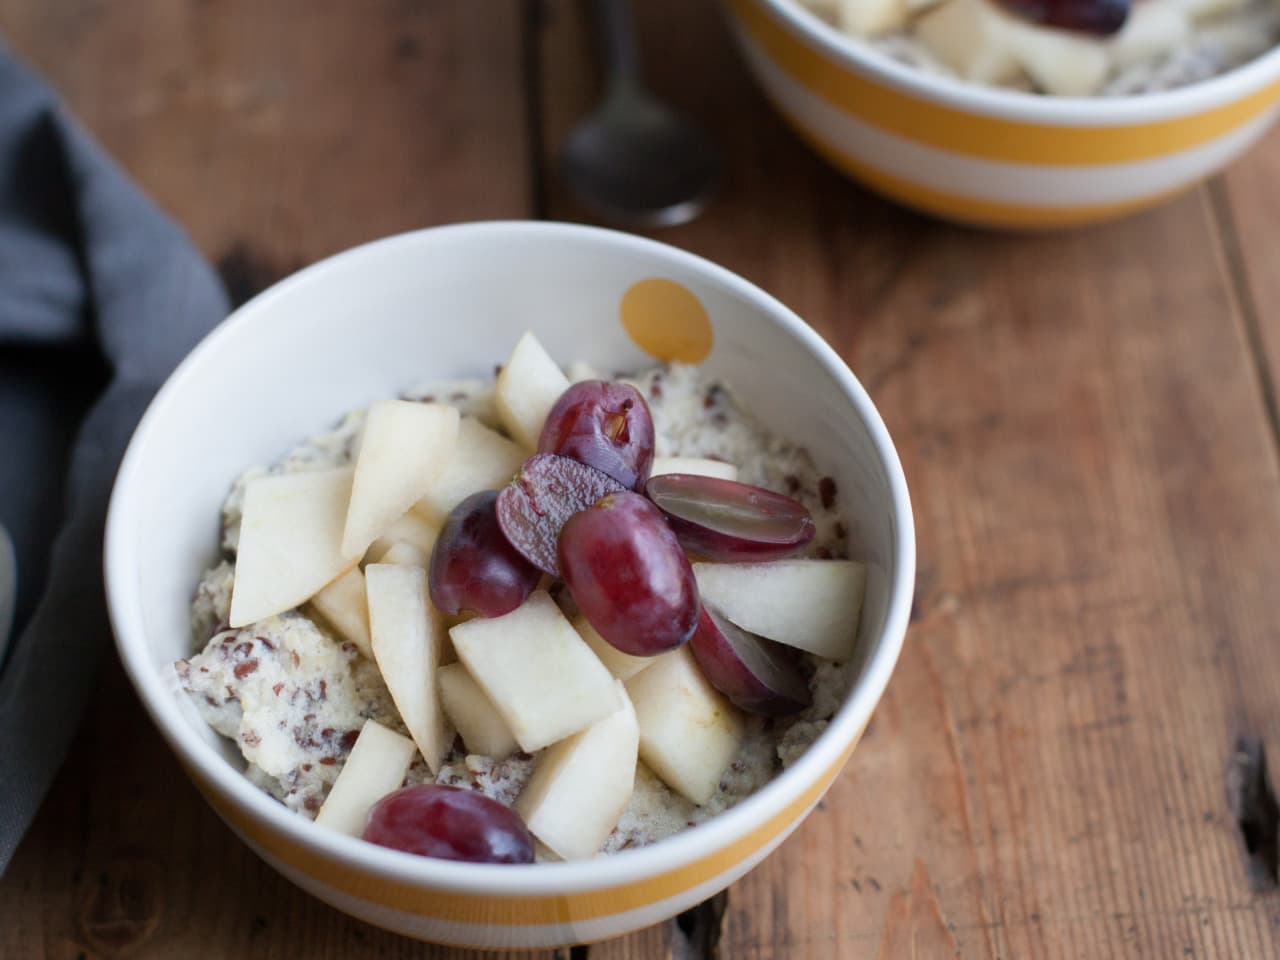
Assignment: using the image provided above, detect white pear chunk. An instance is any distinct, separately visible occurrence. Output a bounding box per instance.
[495,331,570,450]
[309,567,373,659]
[450,591,621,752]
[571,613,655,681]
[836,0,908,36]
[438,662,518,758]
[365,510,441,565]
[1110,0,1189,67]
[413,417,525,523]
[1167,0,1245,20]
[341,400,459,559]
[649,457,739,482]
[369,540,431,568]
[1006,21,1109,96]
[516,683,639,860]
[693,560,865,661]
[915,0,1023,85]
[625,647,743,805]
[566,360,604,384]
[314,720,416,836]
[366,563,449,772]
[229,466,356,628]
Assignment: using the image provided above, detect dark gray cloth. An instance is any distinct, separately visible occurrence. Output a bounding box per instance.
[0,45,228,873]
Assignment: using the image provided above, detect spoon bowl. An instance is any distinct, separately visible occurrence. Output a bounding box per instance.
[559,0,721,227]
[561,89,720,227]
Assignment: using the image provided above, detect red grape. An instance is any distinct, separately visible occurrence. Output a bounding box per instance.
[496,453,626,576]
[690,605,811,716]
[644,474,815,562]
[429,490,540,618]
[363,784,534,864]
[993,0,1128,36]
[558,491,699,656]
[538,381,655,490]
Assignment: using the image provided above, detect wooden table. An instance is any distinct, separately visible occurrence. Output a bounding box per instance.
[4,2,1280,957]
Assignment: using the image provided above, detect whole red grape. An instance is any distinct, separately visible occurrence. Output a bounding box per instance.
[429,490,541,618]
[538,380,655,490]
[558,491,699,656]
[363,784,534,864]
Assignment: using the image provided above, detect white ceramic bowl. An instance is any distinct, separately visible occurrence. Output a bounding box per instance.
[105,221,915,948]
[725,0,1280,228]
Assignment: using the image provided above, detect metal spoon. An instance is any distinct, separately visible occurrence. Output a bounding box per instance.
[560,0,721,228]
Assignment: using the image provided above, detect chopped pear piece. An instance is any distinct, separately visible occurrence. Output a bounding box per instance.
[693,560,865,661]
[1166,0,1246,19]
[314,720,416,836]
[229,466,356,628]
[571,613,654,681]
[365,509,441,565]
[341,400,459,559]
[1110,0,1189,67]
[414,417,525,523]
[649,456,739,482]
[369,540,431,568]
[495,331,571,449]
[516,683,639,860]
[566,360,604,384]
[915,0,1023,85]
[366,563,449,772]
[450,590,621,752]
[308,566,373,658]
[438,662,518,758]
[836,0,908,36]
[1006,21,1109,96]
[625,647,743,805]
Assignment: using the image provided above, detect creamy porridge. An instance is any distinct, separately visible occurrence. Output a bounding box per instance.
[178,337,865,862]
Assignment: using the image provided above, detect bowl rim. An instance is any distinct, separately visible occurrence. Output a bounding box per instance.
[750,0,1280,123]
[105,220,915,898]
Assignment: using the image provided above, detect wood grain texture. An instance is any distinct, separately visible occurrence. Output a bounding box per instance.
[537,2,1280,957]
[4,0,1280,957]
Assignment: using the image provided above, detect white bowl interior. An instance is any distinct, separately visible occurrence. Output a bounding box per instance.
[107,221,911,888]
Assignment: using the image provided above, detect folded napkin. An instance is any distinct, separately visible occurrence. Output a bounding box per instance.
[0,44,228,873]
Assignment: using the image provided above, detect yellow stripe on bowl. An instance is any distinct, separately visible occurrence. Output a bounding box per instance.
[186,733,861,927]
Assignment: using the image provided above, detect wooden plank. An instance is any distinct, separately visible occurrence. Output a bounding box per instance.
[0,2,538,958]
[536,3,1280,957]
[0,0,530,275]
[1213,128,1280,457]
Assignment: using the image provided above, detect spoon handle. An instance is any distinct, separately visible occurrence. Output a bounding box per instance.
[594,0,641,92]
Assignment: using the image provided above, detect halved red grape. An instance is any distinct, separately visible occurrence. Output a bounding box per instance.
[429,490,540,618]
[496,453,626,576]
[538,380,655,490]
[558,491,699,656]
[363,784,534,864]
[644,474,815,562]
[690,605,811,716]
[993,0,1128,36]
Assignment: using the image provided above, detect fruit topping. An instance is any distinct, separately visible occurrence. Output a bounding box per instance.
[645,473,816,562]
[558,491,700,657]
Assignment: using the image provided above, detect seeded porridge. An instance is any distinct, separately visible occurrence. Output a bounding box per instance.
[797,0,1280,97]
[178,359,859,858]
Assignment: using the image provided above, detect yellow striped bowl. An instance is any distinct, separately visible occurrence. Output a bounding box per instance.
[105,222,915,948]
[724,0,1280,228]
